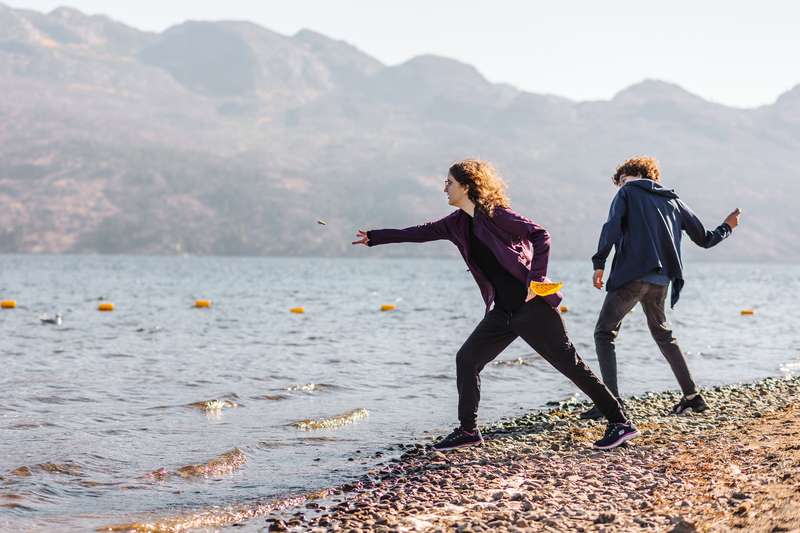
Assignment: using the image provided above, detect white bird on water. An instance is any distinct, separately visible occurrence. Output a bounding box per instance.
[40,313,62,325]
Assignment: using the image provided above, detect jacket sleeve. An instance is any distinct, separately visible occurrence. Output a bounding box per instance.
[592,190,627,270]
[677,200,732,249]
[492,208,551,283]
[366,215,453,246]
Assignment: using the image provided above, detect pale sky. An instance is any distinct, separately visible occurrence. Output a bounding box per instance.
[8,0,800,108]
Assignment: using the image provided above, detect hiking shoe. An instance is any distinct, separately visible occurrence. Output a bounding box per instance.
[671,393,709,415]
[593,421,640,450]
[579,399,626,421]
[433,427,483,451]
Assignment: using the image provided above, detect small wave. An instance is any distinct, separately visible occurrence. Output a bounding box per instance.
[0,502,35,510]
[144,448,246,481]
[255,441,289,450]
[545,392,580,407]
[254,394,289,401]
[292,435,352,443]
[291,408,369,430]
[103,352,136,359]
[255,435,354,449]
[30,395,97,405]
[9,466,32,477]
[285,383,338,393]
[780,359,800,377]
[100,490,327,533]
[38,462,83,476]
[6,421,58,430]
[187,399,239,412]
[418,374,451,381]
[493,357,532,367]
[29,396,67,405]
[134,326,163,334]
[78,479,118,489]
[176,448,246,479]
[9,462,83,477]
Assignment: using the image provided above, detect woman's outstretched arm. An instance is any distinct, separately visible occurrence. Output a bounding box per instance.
[352,214,455,247]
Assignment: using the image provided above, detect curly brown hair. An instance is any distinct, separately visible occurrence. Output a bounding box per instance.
[612,156,661,185]
[448,159,510,217]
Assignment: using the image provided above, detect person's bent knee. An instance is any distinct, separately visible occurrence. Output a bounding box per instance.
[594,328,616,344]
[456,348,479,372]
[650,328,676,345]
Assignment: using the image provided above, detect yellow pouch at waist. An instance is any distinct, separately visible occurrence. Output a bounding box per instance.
[529,281,564,297]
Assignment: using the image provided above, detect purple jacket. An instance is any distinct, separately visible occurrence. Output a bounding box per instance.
[367,207,563,313]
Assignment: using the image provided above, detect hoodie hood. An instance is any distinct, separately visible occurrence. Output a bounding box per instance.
[624,179,679,199]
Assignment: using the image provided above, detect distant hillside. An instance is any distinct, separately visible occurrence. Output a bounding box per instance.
[1,3,797,262]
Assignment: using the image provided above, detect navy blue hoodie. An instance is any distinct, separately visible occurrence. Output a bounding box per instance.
[592,180,732,308]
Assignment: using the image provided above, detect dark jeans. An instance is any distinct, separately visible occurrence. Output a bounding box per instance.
[594,280,698,399]
[456,298,626,429]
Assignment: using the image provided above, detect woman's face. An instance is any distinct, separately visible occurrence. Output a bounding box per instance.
[444,174,469,206]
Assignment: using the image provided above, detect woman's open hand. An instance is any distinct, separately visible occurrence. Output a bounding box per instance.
[352,230,370,246]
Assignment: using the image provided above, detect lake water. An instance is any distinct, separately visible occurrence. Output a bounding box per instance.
[1,256,798,531]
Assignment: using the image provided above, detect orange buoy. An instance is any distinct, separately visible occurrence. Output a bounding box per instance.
[380,304,397,312]
[290,307,305,314]
[98,302,114,312]
[559,305,569,313]
[740,309,755,316]
[195,299,212,308]
[1,300,16,309]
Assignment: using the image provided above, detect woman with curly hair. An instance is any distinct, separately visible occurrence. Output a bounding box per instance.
[353,159,638,450]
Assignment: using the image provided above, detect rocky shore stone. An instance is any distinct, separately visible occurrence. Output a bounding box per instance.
[259,377,800,532]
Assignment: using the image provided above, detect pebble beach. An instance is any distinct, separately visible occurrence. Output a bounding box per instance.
[256,376,800,533]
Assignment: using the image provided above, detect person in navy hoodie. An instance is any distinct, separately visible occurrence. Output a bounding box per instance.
[353,159,638,450]
[581,156,741,421]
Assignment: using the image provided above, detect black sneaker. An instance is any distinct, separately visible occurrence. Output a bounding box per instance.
[579,399,626,421]
[671,393,709,415]
[593,421,639,450]
[579,405,604,420]
[432,427,483,451]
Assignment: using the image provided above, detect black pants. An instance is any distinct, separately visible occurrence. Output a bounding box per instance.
[594,280,698,398]
[456,298,626,429]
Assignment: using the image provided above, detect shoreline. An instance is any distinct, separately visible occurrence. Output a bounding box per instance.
[97,376,800,532]
[257,376,800,532]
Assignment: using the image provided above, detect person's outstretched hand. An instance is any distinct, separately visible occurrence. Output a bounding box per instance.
[352,230,370,246]
[724,208,742,230]
[593,269,604,290]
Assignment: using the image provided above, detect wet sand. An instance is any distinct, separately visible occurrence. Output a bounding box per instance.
[260,376,800,532]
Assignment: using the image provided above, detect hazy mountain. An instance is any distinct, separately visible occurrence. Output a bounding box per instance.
[1,3,797,262]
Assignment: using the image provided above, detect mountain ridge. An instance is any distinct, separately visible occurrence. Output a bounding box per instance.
[0,4,797,262]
